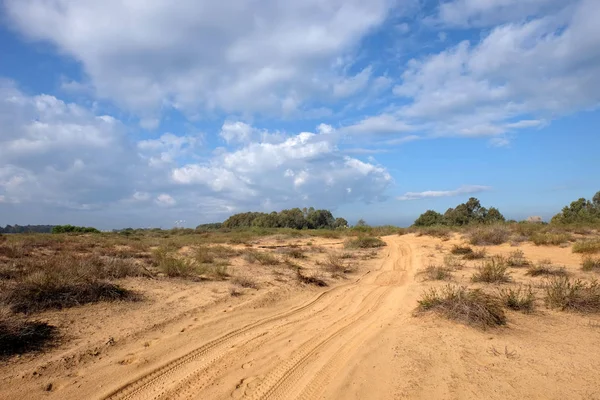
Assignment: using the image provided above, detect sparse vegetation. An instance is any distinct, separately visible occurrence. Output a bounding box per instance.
[443,255,465,270]
[451,245,473,255]
[417,285,506,328]
[232,276,259,289]
[468,226,510,246]
[471,259,510,283]
[530,232,573,246]
[572,240,600,254]
[464,248,487,260]
[243,250,280,265]
[506,250,530,267]
[544,277,600,312]
[421,264,453,281]
[582,257,600,272]
[344,236,386,249]
[526,264,568,277]
[0,309,58,358]
[296,269,327,287]
[321,253,355,275]
[498,285,536,312]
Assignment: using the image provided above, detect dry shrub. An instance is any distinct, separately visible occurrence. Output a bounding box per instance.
[506,249,530,267]
[243,250,280,265]
[471,259,510,283]
[0,308,58,358]
[344,236,386,249]
[468,226,510,246]
[417,285,506,328]
[154,249,199,277]
[443,255,465,270]
[451,245,473,255]
[296,269,327,287]
[414,226,452,240]
[421,264,453,281]
[232,276,259,289]
[582,257,600,272]
[321,253,355,275]
[498,285,535,313]
[530,232,573,246]
[464,248,487,260]
[285,248,307,259]
[544,277,600,312]
[572,240,600,254]
[526,264,568,277]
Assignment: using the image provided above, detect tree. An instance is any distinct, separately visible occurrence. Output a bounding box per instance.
[413,210,444,226]
[484,207,505,224]
[333,217,348,229]
[355,219,368,227]
[551,191,600,224]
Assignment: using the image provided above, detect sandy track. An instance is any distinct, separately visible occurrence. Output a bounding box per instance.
[101,236,415,400]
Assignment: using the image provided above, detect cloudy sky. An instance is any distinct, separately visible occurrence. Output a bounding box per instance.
[0,0,599,228]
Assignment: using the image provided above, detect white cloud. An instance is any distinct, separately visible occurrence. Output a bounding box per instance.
[333,66,372,98]
[392,0,600,141]
[5,0,393,119]
[343,114,414,135]
[397,185,491,201]
[220,121,255,144]
[155,194,176,206]
[138,133,200,166]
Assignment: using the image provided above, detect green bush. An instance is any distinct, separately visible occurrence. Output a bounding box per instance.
[344,236,386,249]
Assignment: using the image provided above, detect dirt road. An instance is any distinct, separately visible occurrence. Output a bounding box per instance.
[92,235,417,400]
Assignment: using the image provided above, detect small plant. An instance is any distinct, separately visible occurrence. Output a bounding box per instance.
[321,253,354,275]
[451,245,473,255]
[572,240,600,254]
[544,277,600,312]
[417,285,506,328]
[243,250,280,265]
[464,248,487,260]
[506,250,530,267]
[498,285,535,312]
[229,287,243,297]
[582,257,600,272]
[0,309,58,357]
[286,248,306,259]
[421,264,453,281]
[344,236,386,249]
[526,264,568,277]
[232,276,258,289]
[471,259,510,283]
[468,226,510,246]
[155,251,199,278]
[296,269,327,287]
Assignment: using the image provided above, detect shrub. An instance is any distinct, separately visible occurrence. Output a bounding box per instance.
[506,250,530,267]
[321,253,354,274]
[286,248,306,259]
[544,277,600,312]
[526,264,568,277]
[471,259,510,283]
[582,257,600,272]
[451,245,473,255]
[530,232,573,246]
[572,240,600,254]
[443,255,465,270]
[463,248,487,260]
[417,285,506,328]
[421,264,453,281]
[498,285,535,312]
[344,236,386,249]
[413,226,452,240]
[0,310,58,357]
[154,250,199,278]
[296,269,327,287]
[468,226,510,246]
[243,250,280,265]
[232,276,259,289]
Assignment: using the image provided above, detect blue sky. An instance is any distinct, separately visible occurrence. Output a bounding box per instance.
[0,0,598,229]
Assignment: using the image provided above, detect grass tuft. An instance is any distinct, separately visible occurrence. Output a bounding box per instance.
[471,259,511,283]
[572,240,600,254]
[344,236,386,249]
[526,264,568,277]
[417,285,506,328]
[498,285,535,313]
[544,277,600,312]
[421,264,453,281]
[506,250,530,267]
[582,257,600,272]
[468,226,510,246]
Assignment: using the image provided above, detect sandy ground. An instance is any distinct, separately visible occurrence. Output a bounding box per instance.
[1,234,600,400]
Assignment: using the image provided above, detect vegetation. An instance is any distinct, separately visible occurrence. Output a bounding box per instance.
[526,264,568,277]
[530,232,573,246]
[51,225,100,234]
[468,226,510,245]
[417,285,506,328]
[572,240,600,254]
[413,198,505,227]
[344,236,386,249]
[498,285,536,313]
[222,207,348,230]
[544,277,600,312]
[551,191,600,225]
[421,265,453,281]
[506,250,530,267]
[582,257,600,272]
[0,225,55,234]
[0,310,58,358]
[471,259,510,283]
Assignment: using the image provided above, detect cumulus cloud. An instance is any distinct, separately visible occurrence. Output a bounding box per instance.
[391,0,600,143]
[4,0,393,119]
[397,185,491,201]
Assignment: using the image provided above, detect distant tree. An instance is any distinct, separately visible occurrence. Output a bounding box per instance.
[413,210,444,226]
[333,217,349,229]
[551,191,600,224]
[483,207,505,224]
[355,219,368,227]
[51,225,100,234]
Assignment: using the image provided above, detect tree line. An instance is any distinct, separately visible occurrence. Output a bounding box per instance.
[413,197,505,226]
[222,207,348,230]
[551,191,600,224]
[0,225,55,234]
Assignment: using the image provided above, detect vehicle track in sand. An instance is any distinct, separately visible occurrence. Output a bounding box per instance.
[103,236,415,400]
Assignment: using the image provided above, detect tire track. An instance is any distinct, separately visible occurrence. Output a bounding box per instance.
[102,273,370,400]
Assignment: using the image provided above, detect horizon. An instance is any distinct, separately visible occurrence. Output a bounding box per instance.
[1,1,599,230]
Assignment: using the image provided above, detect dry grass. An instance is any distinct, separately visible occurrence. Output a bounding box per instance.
[320,253,355,275]
[544,277,600,312]
[464,248,487,260]
[450,245,473,255]
[243,250,280,265]
[526,264,568,277]
[530,232,573,246]
[232,276,259,289]
[296,269,328,287]
[421,264,453,281]
[417,285,506,328]
[344,236,386,249]
[582,257,600,272]
[572,240,600,254]
[413,226,452,240]
[468,226,510,246]
[498,285,536,313]
[471,258,510,283]
[506,249,530,267]
[443,255,465,270]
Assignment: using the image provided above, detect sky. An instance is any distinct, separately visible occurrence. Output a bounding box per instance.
[0,0,599,229]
